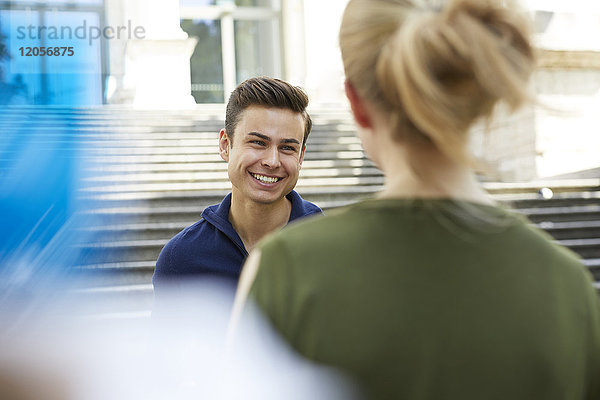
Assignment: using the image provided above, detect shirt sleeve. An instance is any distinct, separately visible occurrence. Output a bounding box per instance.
[153,236,177,288]
[249,235,299,342]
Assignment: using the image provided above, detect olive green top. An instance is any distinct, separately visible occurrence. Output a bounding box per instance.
[250,199,600,400]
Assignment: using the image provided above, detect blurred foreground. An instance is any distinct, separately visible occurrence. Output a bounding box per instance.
[0,281,360,400]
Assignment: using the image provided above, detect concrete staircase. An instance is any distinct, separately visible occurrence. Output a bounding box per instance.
[1,106,598,318]
[489,182,600,284]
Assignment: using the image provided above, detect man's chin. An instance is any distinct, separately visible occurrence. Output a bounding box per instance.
[251,195,284,205]
[247,190,289,205]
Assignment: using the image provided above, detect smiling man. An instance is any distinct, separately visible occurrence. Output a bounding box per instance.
[152,77,322,304]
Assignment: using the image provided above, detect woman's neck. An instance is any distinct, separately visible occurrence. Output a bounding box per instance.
[377,142,494,206]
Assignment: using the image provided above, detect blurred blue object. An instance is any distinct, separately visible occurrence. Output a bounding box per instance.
[0,107,92,324]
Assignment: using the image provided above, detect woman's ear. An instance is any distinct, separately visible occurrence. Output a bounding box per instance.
[219,129,230,162]
[345,80,373,129]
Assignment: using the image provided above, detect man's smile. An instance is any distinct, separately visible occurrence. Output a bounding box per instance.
[250,172,282,184]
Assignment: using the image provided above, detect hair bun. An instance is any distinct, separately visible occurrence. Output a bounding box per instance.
[372,0,535,163]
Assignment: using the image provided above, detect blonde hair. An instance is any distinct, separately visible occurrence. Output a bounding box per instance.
[339,0,536,164]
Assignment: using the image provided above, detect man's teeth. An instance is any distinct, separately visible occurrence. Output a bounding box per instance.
[252,173,279,184]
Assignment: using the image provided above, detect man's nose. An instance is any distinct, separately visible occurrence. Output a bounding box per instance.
[262,147,281,168]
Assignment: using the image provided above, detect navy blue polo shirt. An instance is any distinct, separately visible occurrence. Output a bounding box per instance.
[152,190,322,292]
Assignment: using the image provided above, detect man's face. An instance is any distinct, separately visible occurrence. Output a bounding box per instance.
[219,105,306,205]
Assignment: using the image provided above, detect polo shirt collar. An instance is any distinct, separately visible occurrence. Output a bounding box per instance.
[202,190,309,237]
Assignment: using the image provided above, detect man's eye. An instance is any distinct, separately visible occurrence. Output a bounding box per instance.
[281,146,297,152]
[250,140,266,146]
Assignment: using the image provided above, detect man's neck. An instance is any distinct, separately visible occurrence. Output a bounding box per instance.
[228,191,292,252]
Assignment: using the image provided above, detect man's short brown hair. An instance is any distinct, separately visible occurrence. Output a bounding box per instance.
[225,76,312,147]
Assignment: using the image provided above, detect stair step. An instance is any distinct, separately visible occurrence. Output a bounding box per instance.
[73,268,154,287]
[556,238,600,259]
[483,179,600,195]
[80,239,167,249]
[68,283,153,296]
[585,259,600,280]
[79,240,166,264]
[82,222,192,241]
[538,220,600,240]
[516,205,600,223]
[75,260,156,271]
[507,194,600,209]
[72,262,155,286]
[584,258,600,267]
[85,207,204,224]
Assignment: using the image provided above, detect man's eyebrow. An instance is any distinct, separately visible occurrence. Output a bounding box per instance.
[281,138,301,145]
[248,132,270,141]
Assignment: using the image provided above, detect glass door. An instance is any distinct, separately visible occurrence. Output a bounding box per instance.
[180,0,281,103]
[181,18,224,103]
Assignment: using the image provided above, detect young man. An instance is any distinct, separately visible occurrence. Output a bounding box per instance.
[152,77,322,300]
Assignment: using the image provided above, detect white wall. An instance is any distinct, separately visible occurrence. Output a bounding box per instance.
[535,70,600,178]
[302,0,348,106]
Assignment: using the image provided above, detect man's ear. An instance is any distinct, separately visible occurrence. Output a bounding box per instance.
[219,129,230,162]
[345,80,372,129]
[299,144,306,166]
